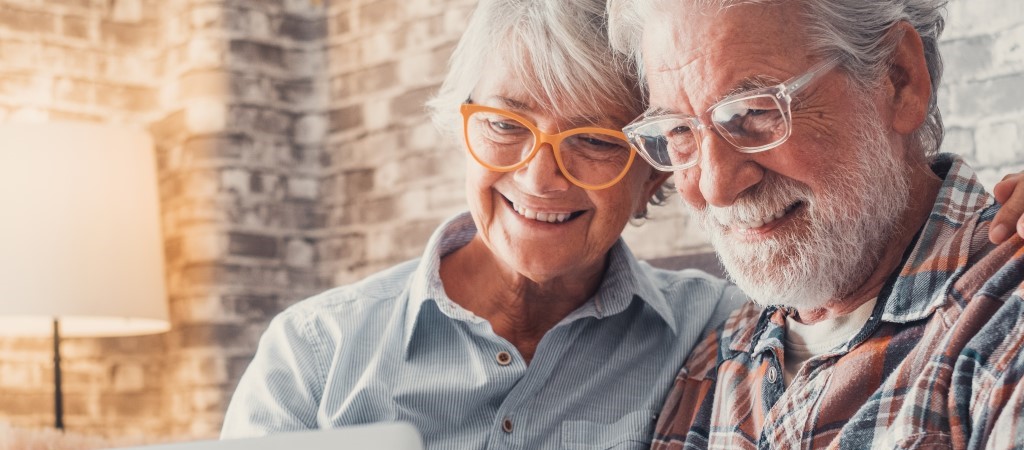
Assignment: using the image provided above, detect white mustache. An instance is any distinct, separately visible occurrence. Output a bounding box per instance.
[701,173,812,231]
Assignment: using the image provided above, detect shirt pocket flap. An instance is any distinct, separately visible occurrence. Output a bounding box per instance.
[560,410,656,450]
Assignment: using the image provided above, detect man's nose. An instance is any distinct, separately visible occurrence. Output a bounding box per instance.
[697,131,763,207]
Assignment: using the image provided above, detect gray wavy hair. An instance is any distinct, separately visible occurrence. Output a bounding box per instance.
[607,0,947,157]
[426,0,672,211]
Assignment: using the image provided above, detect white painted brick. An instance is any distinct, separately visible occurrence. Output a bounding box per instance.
[398,51,433,85]
[220,168,249,194]
[407,122,442,152]
[360,32,393,65]
[975,164,1024,192]
[285,238,315,268]
[951,0,1024,36]
[396,188,429,219]
[442,6,473,35]
[941,127,976,158]
[182,231,227,262]
[288,176,319,199]
[186,36,224,69]
[366,226,396,261]
[184,98,227,133]
[293,113,328,145]
[190,4,222,30]
[364,100,390,130]
[112,364,146,392]
[975,121,1023,165]
[112,0,144,23]
[993,24,1024,71]
[243,8,271,38]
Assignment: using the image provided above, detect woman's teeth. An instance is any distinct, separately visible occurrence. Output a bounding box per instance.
[513,204,572,223]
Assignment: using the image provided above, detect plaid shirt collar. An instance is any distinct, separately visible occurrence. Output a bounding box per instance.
[728,153,994,358]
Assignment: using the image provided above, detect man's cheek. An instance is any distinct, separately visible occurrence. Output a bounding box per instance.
[675,170,706,210]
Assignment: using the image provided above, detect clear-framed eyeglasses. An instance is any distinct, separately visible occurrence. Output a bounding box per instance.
[460,102,637,190]
[622,57,841,171]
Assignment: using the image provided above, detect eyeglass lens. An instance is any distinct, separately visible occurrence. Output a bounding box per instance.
[465,110,632,187]
[631,95,790,168]
[710,95,788,148]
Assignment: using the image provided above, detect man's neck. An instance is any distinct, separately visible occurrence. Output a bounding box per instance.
[795,162,942,324]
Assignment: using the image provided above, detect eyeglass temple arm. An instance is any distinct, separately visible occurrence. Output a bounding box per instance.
[779,57,842,98]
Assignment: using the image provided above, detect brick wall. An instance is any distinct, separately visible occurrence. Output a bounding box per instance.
[153,0,332,437]
[321,0,475,285]
[0,0,1021,443]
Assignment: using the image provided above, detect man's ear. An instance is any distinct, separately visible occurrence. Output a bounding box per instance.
[886,21,933,135]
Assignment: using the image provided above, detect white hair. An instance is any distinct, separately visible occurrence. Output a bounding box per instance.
[427,0,644,141]
[607,0,947,157]
[427,0,671,207]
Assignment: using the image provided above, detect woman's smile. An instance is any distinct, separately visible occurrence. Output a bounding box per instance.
[501,193,586,224]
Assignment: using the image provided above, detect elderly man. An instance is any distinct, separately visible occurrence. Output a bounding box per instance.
[609,0,1024,448]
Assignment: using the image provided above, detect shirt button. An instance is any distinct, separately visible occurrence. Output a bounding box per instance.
[501,418,513,433]
[496,351,512,366]
[767,366,779,384]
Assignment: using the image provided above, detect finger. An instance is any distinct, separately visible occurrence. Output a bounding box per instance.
[990,177,1024,243]
[993,176,1019,206]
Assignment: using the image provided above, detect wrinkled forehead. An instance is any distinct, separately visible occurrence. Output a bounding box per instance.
[641,1,811,112]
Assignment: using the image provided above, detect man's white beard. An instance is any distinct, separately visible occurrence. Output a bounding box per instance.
[687,112,911,310]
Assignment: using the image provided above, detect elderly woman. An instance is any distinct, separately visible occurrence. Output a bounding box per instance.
[221,0,1024,448]
[222,0,740,448]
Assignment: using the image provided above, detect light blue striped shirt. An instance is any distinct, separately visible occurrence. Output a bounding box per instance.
[221,212,743,449]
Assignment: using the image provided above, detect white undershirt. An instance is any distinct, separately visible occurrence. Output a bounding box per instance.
[783,298,877,386]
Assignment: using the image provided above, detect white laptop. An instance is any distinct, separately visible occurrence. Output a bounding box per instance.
[108,422,424,450]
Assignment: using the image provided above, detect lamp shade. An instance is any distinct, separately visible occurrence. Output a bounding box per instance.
[0,122,169,337]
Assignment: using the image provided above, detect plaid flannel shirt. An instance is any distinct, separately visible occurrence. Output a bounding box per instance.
[652,154,1024,450]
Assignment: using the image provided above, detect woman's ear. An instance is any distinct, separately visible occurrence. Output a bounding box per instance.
[885,21,933,135]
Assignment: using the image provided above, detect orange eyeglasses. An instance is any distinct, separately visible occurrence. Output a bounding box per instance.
[461,103,637,190]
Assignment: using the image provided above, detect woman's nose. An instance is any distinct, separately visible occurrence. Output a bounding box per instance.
[513,143,572,195]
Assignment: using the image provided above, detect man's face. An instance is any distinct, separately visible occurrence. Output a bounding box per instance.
[641,2,910,309]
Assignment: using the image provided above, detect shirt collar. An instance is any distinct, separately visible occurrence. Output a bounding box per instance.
[572,238,678,335]
[401,212,678,356]
[878,153,994,322]
[729,153,994,355]
[403,212,479,355]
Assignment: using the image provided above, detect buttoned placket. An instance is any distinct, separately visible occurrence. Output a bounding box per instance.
[756,305,884,448]
[486,321,583,450]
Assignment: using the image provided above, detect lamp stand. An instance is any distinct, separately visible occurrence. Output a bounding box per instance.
[52,318,64,430]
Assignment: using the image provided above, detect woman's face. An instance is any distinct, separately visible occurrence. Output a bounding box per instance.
[463,57,669,283]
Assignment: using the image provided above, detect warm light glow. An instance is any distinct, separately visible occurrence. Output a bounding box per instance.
[0,122,170,337]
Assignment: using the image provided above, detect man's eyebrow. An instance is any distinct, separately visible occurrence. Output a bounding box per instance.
[718,75,781,100]
[643,106,677,117]
[643,75,782,117]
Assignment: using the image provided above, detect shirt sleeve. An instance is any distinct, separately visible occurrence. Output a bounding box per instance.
[221,308,327,438]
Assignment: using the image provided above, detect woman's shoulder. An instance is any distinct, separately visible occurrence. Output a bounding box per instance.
[277,257,423,325]
[635,261,747,329]
[638,261,731,292]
